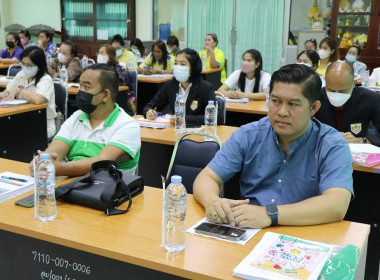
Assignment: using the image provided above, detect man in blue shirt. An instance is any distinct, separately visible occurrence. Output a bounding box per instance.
[193,64,354,229]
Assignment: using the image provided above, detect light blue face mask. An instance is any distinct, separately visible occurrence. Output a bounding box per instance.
[345,55,357,63]
[173,65,190,82]
[22,65,38,78]
[131,48,140,55]
[116,49,123,57]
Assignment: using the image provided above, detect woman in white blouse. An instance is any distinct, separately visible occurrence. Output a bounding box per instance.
[218,49,270,100]
[1,46,56,137]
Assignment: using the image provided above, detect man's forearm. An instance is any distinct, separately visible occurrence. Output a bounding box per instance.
[193,167,222,207]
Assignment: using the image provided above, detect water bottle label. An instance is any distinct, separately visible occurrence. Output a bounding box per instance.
[37,171,53,186]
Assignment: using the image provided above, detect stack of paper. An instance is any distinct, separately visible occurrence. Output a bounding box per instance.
[233,232,334,280]
[0,172,34,202]
[0,99,29,107]
[138,74,174,79]
[137,117,173,129]
[349,144,380,167]
[225,97,250,103]
[0,76,12,83]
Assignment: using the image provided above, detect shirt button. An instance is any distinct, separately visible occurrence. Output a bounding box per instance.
[271,199,275,203]
[278,179,282,183]
[283,160,286,163]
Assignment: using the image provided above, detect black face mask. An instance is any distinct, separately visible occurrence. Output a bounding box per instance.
[76,90,104,115]
[6,41,15,48]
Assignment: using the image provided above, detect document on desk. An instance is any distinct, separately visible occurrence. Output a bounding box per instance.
[138,74,174,78]
[0,99,29,107]
[0,76,13,83]
[187,217,260,245]
[137,117,173,129]
[349,144,380,167]
[0,171,34,202]
[233,232,334,280]
[225,97,250,103]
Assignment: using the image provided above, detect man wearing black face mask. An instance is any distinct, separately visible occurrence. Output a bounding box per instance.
[29,64,141,176]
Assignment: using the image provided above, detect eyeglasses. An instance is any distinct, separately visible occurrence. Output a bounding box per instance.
[306,38,317,42]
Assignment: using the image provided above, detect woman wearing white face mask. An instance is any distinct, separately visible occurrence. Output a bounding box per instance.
[0,46,57,137]
[218,49,270,100]
[111,34,137,70]
[143,48,223,126]
[316,37,339,78]
[48,40,83,82]
[297,49,326,87]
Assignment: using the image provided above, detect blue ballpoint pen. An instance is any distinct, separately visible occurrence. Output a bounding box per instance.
[1,176,28,182]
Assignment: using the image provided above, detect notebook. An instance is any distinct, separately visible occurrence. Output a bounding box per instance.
[349,144,380,167]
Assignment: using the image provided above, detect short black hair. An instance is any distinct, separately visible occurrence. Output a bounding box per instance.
[297,49,320,69]
[111,34,125,47]
[7,32,23,49]
[167,36,179,47]
[62,40,78,56]
[85,64,119,102]
[269,64,322,105]
[20,46,48,86]
[325,61,354,81]
[39,30,53,42]
[304,38,317,50]
[348,45,361,56]
[176,48,202,83]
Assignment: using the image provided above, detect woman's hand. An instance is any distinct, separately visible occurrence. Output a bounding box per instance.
[205,46,214,54]
[169,115,176,125]
[230,91,248,99]
[150,69,163,74]
[146,109,157,120]
[3,88,18,101]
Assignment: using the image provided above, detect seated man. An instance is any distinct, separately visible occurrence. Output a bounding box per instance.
[30,64,141,176]
[315,61,380,146]
[193,64,353,229]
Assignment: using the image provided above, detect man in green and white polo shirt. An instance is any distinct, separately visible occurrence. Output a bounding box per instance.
[30,64,140,176]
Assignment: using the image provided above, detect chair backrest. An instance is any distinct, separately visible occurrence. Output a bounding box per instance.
[7,63,21,77]
[215,91,226,125]
[166,132,223,194]
[88,58,95,65]
[126,69,138,115]
[224,58,228,74]
[53,78,67,119]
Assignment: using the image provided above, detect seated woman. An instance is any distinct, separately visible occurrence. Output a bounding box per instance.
[304,38,317,51]
[137,40,174,75]
[1,46,56,137]
[143,48,222,126]
[199,33,226,83]
[316,37,339,78]
[0,32,23,64]
[37,30,56,57]
[369,67,380,86]
[111,34,137,69]
[19,29,36,49]
[48,40,83,82]
[345,45,367,82]
[218,49,270,100]
[167,35,181,57]
[297,49,325,87]
[130,38,149,60]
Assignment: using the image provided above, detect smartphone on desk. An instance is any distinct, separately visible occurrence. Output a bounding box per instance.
[194,222,246,241]
[15,193,35,208]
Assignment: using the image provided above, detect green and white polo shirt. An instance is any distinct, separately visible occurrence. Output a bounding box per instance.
[54,104,141,173]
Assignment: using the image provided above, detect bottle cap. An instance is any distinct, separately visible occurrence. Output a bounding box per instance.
[208,100,214,105]
[39,153,50,159]
[171,175,182,183]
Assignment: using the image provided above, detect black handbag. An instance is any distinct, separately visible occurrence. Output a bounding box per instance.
[55,160,144,215]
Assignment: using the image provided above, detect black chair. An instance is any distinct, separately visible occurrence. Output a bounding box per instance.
[215,91,226,125]
[53,79,67,119]
[224,58,228,74]
[127,69,138,115]
[166,132,223,194]
[7,63,21,77]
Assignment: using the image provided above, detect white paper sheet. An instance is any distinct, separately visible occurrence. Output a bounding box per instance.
[0,171,34,202]
[225,97,250,103]
[0,99,29,107]
[349,144,380,154]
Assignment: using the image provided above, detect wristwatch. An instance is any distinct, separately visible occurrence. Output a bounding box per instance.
[265,204,279,226]
[17,85,24,93]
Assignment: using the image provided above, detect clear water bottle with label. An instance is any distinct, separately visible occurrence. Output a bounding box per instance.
[46,54,51,66]
[164,175,187,252]
[175,95,186,133]
[35,153,57,222]
[82,55,88,69]
[201,53,207,71]
[60,65,68,85]
[204,100,217,141]
[362,70,369,86]
[128,57,134,72]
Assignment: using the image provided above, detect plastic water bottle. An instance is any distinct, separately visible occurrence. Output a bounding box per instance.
[201,53,207,71]
[175,95,186,133]
[128,57,134,72]
[60,65,68,85]
[164,175,187,252]
[82,55,88,68]
[362,70,369,86]
[204,100,217,141]
[35,153,57,222]
[46,54,51,65]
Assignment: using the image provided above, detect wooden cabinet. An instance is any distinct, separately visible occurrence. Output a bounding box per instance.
[60,0,135,60]
[330,0,380,71]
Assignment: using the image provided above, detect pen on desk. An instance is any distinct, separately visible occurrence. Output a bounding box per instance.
[1,176,28,182]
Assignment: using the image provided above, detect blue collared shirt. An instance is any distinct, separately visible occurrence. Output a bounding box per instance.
[208,117,354,206]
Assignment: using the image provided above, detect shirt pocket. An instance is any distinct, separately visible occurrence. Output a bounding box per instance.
[282,176,319,204]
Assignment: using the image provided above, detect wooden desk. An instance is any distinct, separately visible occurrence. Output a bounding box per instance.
[201,68,222,90]
[225,100,267,126]
[0,62,12,69]
[0,104,47,162]
[0,159,370,280]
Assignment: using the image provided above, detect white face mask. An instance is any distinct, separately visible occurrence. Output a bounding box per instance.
[22,65,38,78]
[318,49,331,60]
[173,65,190,82]
[326,85,353,107]
[58,53,69,63]
[97,54,109,64]
[296,62,312,67]
[116,49,123,57]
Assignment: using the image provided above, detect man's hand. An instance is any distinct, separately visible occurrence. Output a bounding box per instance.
[205,197,249,226]
[340,132,364,143]
[29,150,60,176]
[146,109,157,120]
[232,204,271,228]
